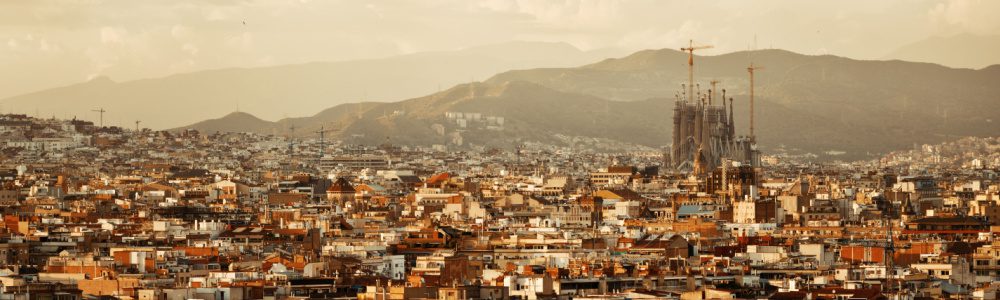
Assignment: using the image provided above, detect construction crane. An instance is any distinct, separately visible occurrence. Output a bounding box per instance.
[680,40,713,103]
[315,126,328,159]
[709,80,721,105]
[837,214,907,293]
[92,108,107,127]
[288,124,297,157]
[884,217,899,293]
[747,63,763,140]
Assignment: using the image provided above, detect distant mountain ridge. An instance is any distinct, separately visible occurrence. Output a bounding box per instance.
[0,41,629,130]
[176,48,1000,161]
[883,34,1000,70]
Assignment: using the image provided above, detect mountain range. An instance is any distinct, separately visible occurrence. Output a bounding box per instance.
[884,33,1000,70]
[5,41,999,161]
[176,48,1000,160]
[0,41,627,129]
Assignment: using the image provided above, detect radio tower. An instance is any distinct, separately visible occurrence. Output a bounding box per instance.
[134,120,141,132]
[680,40,713,103]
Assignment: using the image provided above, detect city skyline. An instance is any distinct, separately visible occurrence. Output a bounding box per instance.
[0,2,999,300]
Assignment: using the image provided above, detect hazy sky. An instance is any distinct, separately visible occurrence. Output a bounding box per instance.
[2,0,998,98]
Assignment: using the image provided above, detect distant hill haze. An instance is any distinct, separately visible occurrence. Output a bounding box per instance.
[176,48,1000,160]
[884,34,1000,70]
[0,41,628,130]
[494,48,1000,158]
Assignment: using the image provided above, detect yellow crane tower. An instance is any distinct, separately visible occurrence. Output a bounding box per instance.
[747,62,763,140]
[680,40,713,103]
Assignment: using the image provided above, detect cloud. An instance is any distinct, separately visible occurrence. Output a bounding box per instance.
[206,7,232,21]
[474,0,621,29]
[928,0,1000,34]
[225,32,254,51]
[366,4,385,19]
[394,40,416,54]
[39,39,52,52]
[84,46,119,81]
[181,43,199,56]
[171,24,190,39]
[616,20,705,51]
[100,27,125,44]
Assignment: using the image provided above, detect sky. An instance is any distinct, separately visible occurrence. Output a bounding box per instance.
[1,0,999,99]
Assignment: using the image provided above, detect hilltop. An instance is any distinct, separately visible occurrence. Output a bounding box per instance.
[0,41,627,130]
[176,48,1000,160]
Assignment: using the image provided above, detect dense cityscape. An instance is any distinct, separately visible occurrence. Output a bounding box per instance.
[3,2,1000,300]
[1,60,999,299]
